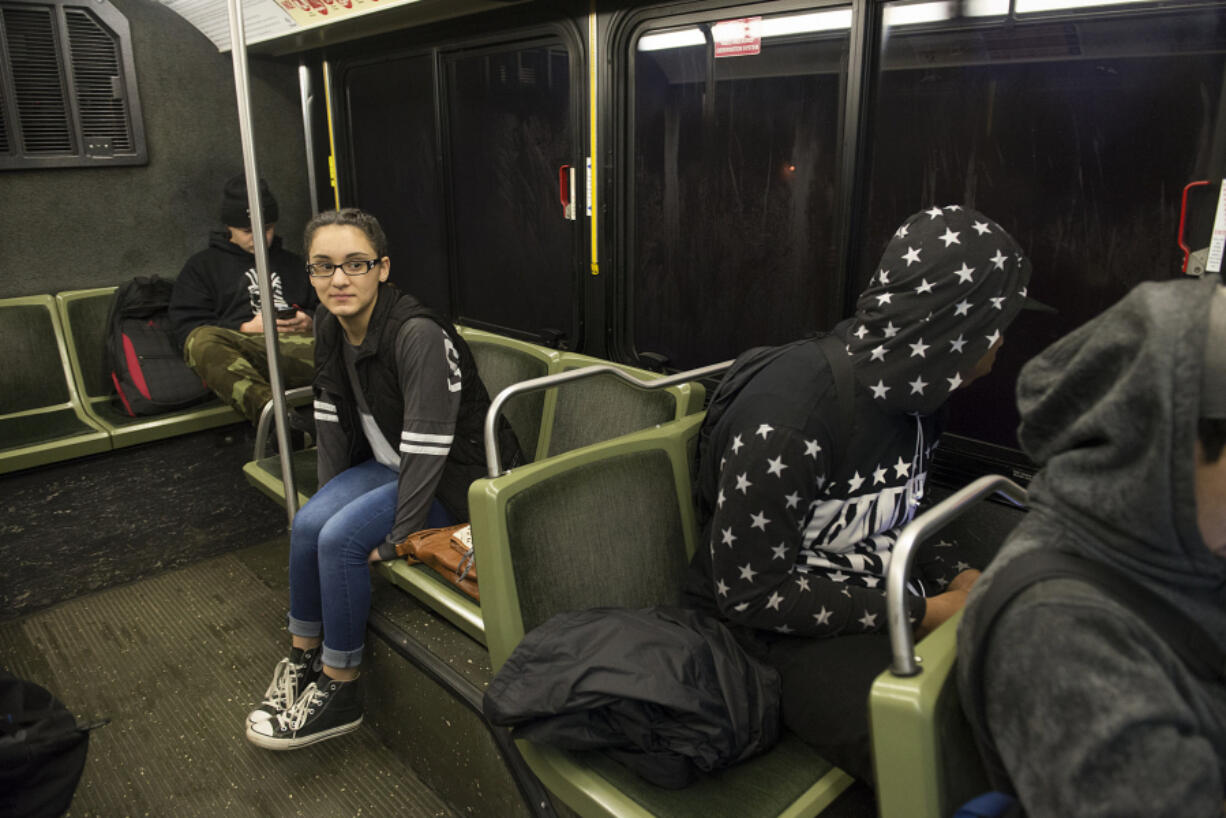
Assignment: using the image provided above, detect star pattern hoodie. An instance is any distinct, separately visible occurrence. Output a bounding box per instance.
[958,274,1226,818]
[684,206,1032,637]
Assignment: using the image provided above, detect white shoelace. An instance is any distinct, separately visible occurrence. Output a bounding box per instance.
[260,657,303,712]
[277,681,327,732]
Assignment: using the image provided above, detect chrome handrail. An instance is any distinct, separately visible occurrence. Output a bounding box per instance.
[887,474,1028,677]
[254,386,314,460]
[483,360,733,478]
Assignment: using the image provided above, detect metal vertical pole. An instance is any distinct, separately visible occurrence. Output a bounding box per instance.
[227,0,298,526]
[299,61,320,218]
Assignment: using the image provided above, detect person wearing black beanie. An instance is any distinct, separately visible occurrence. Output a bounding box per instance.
[168,174,318,425]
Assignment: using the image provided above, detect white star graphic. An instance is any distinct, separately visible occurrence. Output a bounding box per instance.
[902,246,922,266]
[750,511,769,531]
[815,475,827,490]
[882,321,900,338]
[893,456,911,479]
[735,473,752,493]
[804,439,821,458]
[853,324,869,339]
[756,423,774,439]
[717,489,726,508]
[947,205,962,211]
[796,576,811,592]
[872,465,887,485]
[731,434,744,453]
[953,263,974,284]
[775,624,794,634]
[876,292,893,306]
[990,249,1008,270]
[939,228,960,247]
[870,345,887,362]
[908,338,930,358]
[766,592,784,611]
[814,607,833,626]
[859,611,878,629]
[828,570,850,583]
[954,299,972,317]
[986,328,1001,346]
[784,491,801,509]
[738,563,758,583]
[949,334,967,353]
[908,375,928,395]
[925,206,944,219]
[990,296,1005,310]
[1019,287,1028,298]
[734,602,749,612]
[948,372,963,391]
[771,543,788,560]
[721,527,736,546]
[716,578,730,596]
[972,220,991,235]
[863,576,880,588]
[955,561,972,573]
[878,269,890,285]
[915,278,935,295]
[894,224,909,239]
[870,380,890,399]
[847,471,865,493]
[766,456,787,477]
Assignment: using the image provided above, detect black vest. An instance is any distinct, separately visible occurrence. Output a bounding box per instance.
[314,283,522,518]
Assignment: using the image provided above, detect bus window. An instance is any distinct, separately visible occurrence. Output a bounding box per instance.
[627,8,852,370]
[862,1,1226,474]
[342,54,450,314]
[445,43,578,344]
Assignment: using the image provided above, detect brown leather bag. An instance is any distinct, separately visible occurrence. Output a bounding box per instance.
[394,523,479,601]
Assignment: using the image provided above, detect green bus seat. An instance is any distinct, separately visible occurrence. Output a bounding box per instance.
[545,351,705,460]
[869,475,1026,818]
[456,326,561,464]
[55,287,244,447]
[471,413,853,817]
[0,294,110,475]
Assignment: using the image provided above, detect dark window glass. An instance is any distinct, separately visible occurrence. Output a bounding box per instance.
[343,55,450,314]
[630,10,851,369]
[445,44,576,343]
[864,3,1226,470]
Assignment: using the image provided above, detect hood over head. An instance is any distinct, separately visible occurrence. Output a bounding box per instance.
[847,206,1033,415]
[1017,273,1226,593]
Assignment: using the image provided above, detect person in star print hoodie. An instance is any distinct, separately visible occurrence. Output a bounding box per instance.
[682,205,1035,784]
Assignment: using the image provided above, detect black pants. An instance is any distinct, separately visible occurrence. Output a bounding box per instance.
[764,538,979,785]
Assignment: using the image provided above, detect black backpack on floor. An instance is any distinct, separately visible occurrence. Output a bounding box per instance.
[0,670,103,818]
[105,276,213,416]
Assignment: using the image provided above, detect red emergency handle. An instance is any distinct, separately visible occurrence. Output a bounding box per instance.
[559,164,571,210]
[1179,180,1210,273]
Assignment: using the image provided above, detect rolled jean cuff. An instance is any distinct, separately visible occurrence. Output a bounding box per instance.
[322,643,364,669]
[287,614,322,639]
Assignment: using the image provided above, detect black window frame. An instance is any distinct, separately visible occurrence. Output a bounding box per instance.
[0,0,146,170]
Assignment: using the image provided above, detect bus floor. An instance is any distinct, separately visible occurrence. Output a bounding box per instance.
[0,535,459,818]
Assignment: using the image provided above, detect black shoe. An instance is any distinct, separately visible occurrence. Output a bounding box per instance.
[246,647,321,727]
[246,674,363,750]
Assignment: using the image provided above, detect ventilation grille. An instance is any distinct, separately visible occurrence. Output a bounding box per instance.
[4,5,73,154]
[65,7,129,153]
[0,80,9,154]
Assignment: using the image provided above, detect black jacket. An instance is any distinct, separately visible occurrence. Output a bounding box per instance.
[483,606,781,789]
[168,230,316,348]
[313,283,521,529]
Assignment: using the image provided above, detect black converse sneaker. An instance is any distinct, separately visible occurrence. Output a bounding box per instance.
[246,674,363,750]
[246,646,321,727]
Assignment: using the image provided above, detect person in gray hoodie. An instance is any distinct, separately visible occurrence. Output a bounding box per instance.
[957,273,1226,817]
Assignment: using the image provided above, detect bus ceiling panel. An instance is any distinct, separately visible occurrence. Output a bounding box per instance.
[162,0,529,57]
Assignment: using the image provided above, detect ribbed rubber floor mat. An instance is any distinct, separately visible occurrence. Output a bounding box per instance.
[0,553,457,817]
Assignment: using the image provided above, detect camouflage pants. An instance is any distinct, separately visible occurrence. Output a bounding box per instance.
[183,326,315,424]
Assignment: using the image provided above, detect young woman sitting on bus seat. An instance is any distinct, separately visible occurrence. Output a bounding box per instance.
[245,207,518,750]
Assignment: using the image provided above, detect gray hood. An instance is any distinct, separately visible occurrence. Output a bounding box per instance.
[977,273,1226,634]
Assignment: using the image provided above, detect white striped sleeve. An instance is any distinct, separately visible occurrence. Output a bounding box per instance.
[314,398,340,424]
[400,430,453,456]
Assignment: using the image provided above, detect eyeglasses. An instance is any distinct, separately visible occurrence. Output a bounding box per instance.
[306,259,381,279]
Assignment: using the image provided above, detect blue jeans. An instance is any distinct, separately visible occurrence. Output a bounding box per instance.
[287,459,454,668]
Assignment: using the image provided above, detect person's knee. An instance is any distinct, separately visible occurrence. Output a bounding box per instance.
[184,325,237,368]
[316,517,375,567]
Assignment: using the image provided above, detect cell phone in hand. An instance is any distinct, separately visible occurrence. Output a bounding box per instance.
[276,306,297,319]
